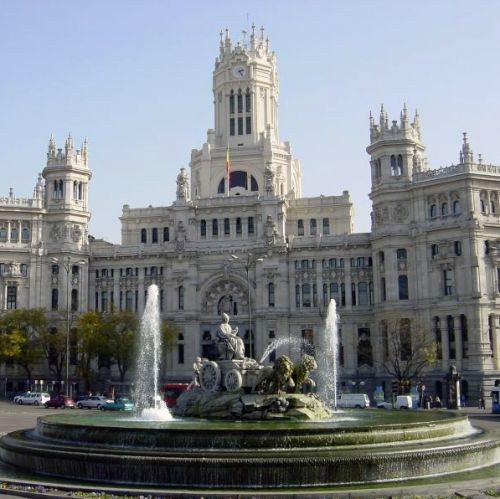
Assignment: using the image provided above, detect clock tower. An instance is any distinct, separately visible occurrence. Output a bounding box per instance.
[189,26,301,200]
[213,25,279,148]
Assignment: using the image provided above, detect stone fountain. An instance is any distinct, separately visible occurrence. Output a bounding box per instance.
[1,292,499,489]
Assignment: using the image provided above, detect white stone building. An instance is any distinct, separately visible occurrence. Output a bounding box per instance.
[1,27,498,402]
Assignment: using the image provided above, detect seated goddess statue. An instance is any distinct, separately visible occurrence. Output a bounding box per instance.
[216,313,245,360]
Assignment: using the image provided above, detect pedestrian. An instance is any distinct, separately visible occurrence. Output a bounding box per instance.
[479,396,485,410]
[434,395,442,409]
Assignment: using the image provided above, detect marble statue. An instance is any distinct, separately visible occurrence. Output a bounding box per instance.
[216,313,245,360]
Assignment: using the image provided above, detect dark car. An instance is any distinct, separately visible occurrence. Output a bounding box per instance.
[44,395,75,409]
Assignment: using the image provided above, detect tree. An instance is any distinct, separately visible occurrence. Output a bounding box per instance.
[378,319,437,394]
[104,311,138,383]
[0,309,46,380]
[39,324,66,382]
[75,311,106,392]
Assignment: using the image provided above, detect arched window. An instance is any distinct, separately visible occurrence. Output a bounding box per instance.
[430,204,437,218]
[297,219,304,236]
[58,180,63,198]
[339,258,344,268]
[163,227,170,241]
[431,243,439,257]
[398,275,409,300]
[295,285,300,308]
[0,227,6,241]
[268,282,275,307]
[51,288,58,310]
[10,226,18,241]
[454,241,462,256]
[237,89,243,113]
[491,200,496,214]
[391,155,400,176]
[480,199,486,214]
[73,181,78,199]
[441,202,449,216]
[178,286,184,310]
[20,264,28,276]
[224,218,230,236]
[250,176,258,191]
[140,228,147,244]
[329,258,336,268]
[212,219,218,237]
[452,200,461,215]
[330,282,339,304]
[6,285,17,309]
[322,218,330,235]
[152,228,158,243]
[229,90,235,114]
[101,291,108,312]
[236,217,242,235]
[310,219,317,235]
[397,154,403,175]
[78,182,83,200]
[200,220,206,237]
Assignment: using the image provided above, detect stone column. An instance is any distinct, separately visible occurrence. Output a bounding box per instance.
[7,221,11,242]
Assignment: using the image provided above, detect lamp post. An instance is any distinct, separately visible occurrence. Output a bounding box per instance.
[51,256,86,395]
[229,253,263,359]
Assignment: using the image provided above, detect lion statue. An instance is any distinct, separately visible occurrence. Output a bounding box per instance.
[291,354,317,393]
[253,355,295,394]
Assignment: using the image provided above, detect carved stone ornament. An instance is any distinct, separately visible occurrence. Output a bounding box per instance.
[71,225,82,242]
[176,168,190,201]
[264,164,275,194]
[264,215,279,246]
[175,221,187,251]
[392,203,409,223]
[50,224,61,241]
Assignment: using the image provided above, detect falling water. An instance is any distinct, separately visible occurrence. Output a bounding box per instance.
[316,299,339,410]
[132,284,173,420]
[259,337,303,364]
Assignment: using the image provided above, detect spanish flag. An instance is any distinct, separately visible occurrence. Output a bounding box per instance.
[226,144,231,195]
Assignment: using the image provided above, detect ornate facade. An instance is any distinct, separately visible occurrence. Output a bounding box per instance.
[1,27,499,401]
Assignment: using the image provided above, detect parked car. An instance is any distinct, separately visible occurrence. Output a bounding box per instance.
[395,395,412,409]
[15,392,50,406]
[337,393,371,408]
[13,391,31,404]
[100,397,134,411]
[77,395,113,409]
[44,395,75,409]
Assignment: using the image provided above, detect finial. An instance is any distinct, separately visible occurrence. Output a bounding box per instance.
[225,27,229,39]
[463,131,468,144]
[478,153,483,164]
[260,26,265,39]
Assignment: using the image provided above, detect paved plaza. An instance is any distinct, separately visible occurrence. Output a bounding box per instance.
[0,400,499,498]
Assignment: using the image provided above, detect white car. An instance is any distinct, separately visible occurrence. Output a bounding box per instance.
[76,395,113,409]
[16,392,50,406]
[376,401,393,409]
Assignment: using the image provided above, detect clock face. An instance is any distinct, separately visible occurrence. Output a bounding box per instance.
[232,65,247,79]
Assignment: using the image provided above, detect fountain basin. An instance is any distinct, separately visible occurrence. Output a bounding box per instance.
[1,411,499,489]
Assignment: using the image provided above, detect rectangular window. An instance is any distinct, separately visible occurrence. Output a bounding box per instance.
[398,275,409,300]
[224,218,230,236]
[52,264,59,275]
[230,118,235,136]
[245,116,251,134]
[237,117,243,135]
[20,264,28,277]
[381,277,386,301]
[236,217,242,235]
[295,285,300,308]
[51,289,58,311]
[322,218,330,235]
[152,228,158,243]
[135,290,138,312]
[245,91,251,112]
[163,227,170,242]
[212,219,218,237]
[358,282,368,305]
[497,268,500,293]
[302,284,311,307]
[201,220,206,238]
[268,283,275,307]
[248,217,254,235]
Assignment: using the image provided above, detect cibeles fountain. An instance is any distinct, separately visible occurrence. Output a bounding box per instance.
[1,286,499,490]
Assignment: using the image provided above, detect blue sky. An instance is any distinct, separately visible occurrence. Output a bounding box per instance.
[1,1,499,242]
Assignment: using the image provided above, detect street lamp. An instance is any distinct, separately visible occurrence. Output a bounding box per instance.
[229,253,263,359]
[51,256,86,395]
